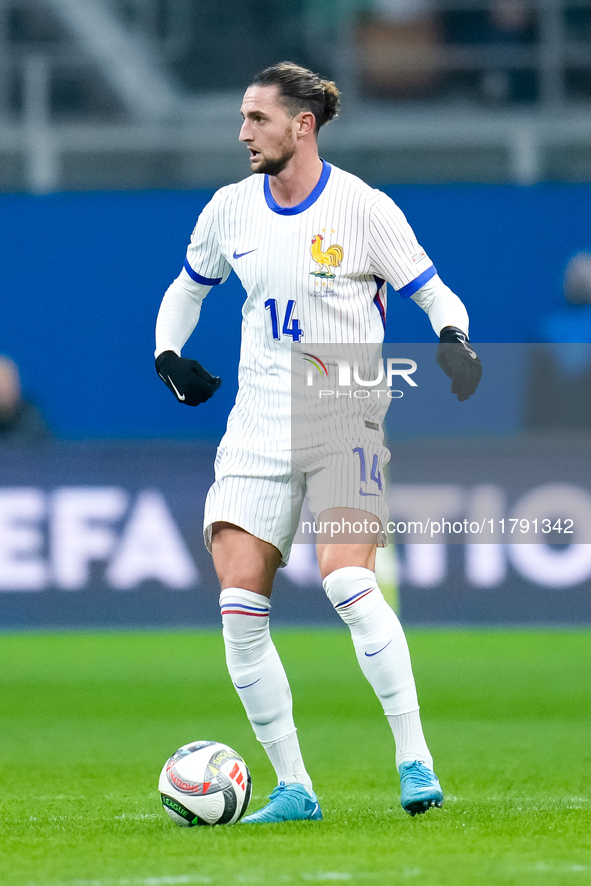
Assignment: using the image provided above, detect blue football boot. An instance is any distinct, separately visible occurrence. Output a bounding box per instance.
[241,781,323,824]
[399,761,444,816]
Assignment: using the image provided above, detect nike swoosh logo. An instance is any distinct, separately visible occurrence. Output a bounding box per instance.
[456,335,478,360]
[365,639,393,657]
[166,375,185,401]
[234,679,261,690]
[233,248,257,260]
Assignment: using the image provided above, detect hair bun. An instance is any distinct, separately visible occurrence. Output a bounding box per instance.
[251,63,340,132]
[321,79,340,124]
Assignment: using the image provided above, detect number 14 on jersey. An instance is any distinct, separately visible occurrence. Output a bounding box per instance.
[265,299,304,342]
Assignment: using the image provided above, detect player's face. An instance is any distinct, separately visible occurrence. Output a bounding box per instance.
[239,85,299,176]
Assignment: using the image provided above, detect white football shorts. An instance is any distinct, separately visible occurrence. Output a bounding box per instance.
[203,440,391,565]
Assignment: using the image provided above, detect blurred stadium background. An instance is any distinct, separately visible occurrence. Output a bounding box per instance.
[1,0,591,629]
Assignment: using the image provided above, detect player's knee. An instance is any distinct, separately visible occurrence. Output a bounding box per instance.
[219,587,271,648]
[323,566,383,624]
[211,525,280,596]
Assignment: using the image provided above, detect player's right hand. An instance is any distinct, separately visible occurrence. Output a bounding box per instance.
[155,350,221,406]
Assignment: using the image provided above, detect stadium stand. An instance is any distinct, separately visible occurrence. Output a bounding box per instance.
[1,0,591,190]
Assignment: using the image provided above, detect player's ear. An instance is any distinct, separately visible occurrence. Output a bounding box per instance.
[296,111,316,137]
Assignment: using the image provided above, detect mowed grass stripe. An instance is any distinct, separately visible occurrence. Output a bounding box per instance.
[0,629,589,886]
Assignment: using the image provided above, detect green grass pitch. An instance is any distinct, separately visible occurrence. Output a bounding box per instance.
[1,628,590,886]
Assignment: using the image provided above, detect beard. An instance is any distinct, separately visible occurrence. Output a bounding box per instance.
[251,128,296,176]
[254,153,293,176]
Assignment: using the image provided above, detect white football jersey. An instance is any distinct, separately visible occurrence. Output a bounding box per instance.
[181,161,436,450]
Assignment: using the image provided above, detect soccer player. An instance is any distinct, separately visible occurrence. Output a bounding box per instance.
[155,62,481,824]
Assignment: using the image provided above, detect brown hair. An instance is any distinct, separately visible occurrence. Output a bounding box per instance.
[250,62,340,134]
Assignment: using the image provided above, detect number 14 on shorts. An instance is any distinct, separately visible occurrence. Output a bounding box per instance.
[353,447,383,497]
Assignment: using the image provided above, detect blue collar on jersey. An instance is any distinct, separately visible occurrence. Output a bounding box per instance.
[264,159,332,215]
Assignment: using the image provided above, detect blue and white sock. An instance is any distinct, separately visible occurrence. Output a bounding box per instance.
[220,587,312,791]
[323,566,433,770]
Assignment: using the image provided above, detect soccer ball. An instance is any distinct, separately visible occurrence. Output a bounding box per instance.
[158,740,252,826]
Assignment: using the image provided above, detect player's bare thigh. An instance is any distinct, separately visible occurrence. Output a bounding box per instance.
[210,522,282,598]
[316,507,378,581]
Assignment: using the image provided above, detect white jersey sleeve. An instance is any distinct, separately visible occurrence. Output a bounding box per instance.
[411,273,470,337]
[155,192,233,357]
[155,276,211,357]
[183,193,233,287]
[367,191,437,298]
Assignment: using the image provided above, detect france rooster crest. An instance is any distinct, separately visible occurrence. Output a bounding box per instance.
[310,232,344,279]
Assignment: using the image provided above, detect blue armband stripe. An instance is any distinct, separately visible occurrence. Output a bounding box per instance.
[183,258,222,286]
[397,265,437,299]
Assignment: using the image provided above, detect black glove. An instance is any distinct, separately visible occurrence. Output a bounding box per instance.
[155,350,221,406]
[436,326,482,401]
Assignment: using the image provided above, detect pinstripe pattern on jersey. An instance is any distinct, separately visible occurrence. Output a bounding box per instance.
[290,341,393,454]
[185,164,433,453]
[184,193,232,285]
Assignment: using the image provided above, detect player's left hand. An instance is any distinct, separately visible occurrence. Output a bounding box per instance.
[436,326,482,401]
